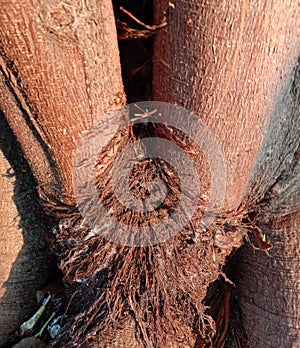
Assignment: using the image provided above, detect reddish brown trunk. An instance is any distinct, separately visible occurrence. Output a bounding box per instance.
[153,0,299,209]
[0,0,125,343]
[0,0,299,347]
[233,133,300,347]
[0,0,125,200]
[233,211,300,347]
[153,0,300,346]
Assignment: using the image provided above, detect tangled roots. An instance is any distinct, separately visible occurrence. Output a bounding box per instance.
[45,125,248,347]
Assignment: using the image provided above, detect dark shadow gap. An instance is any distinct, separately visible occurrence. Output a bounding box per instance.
[113,0,154,103]
[112,2,250,347]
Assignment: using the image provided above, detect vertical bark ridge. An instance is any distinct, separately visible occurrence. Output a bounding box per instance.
[153,0,300,210]
[0,0,126,200]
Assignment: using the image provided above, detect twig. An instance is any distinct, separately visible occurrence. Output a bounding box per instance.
[120,6,167,31]
[61,290,78,324]
[117,20,156,40]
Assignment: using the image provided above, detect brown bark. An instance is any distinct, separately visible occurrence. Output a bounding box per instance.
[233,128,300,347]
[0,0,125,343]
[234,212,300,347]
[153,0,300,210]
[0,115,55,347]
[153,0,300,347]
[0,0,125,200]
[0,0,299,347]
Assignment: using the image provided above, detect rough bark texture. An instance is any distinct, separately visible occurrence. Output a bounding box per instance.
[233,212,300,347]
[153,0,300,347]
[153,0,300,210]
[0,0,125,200]
[1,0,299,347]
[0,114,55,347]
[0,0,125,343]
[233,97,300,347]
[48,122,247,347]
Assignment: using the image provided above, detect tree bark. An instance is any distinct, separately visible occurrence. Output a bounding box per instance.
[153,0,300,346]
[233,123,300,347]
[0,114,55,347]
[233,211,300,347]
[0,0,125,343]
[153,0,299,210]
[1,0,299,347]
[0,0,125,200]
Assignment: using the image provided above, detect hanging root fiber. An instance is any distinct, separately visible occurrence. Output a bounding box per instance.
[42,124,258,347]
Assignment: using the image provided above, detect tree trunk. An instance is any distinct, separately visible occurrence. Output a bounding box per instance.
[233,128,300,347]
[0,0,125,342]
[0,0,125,199]
[1,0,299,347]
[0,114,55,347]
[154,0,299,209]
[153,0,300,346]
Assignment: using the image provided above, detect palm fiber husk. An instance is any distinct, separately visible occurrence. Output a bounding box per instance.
[44,124,250,347]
